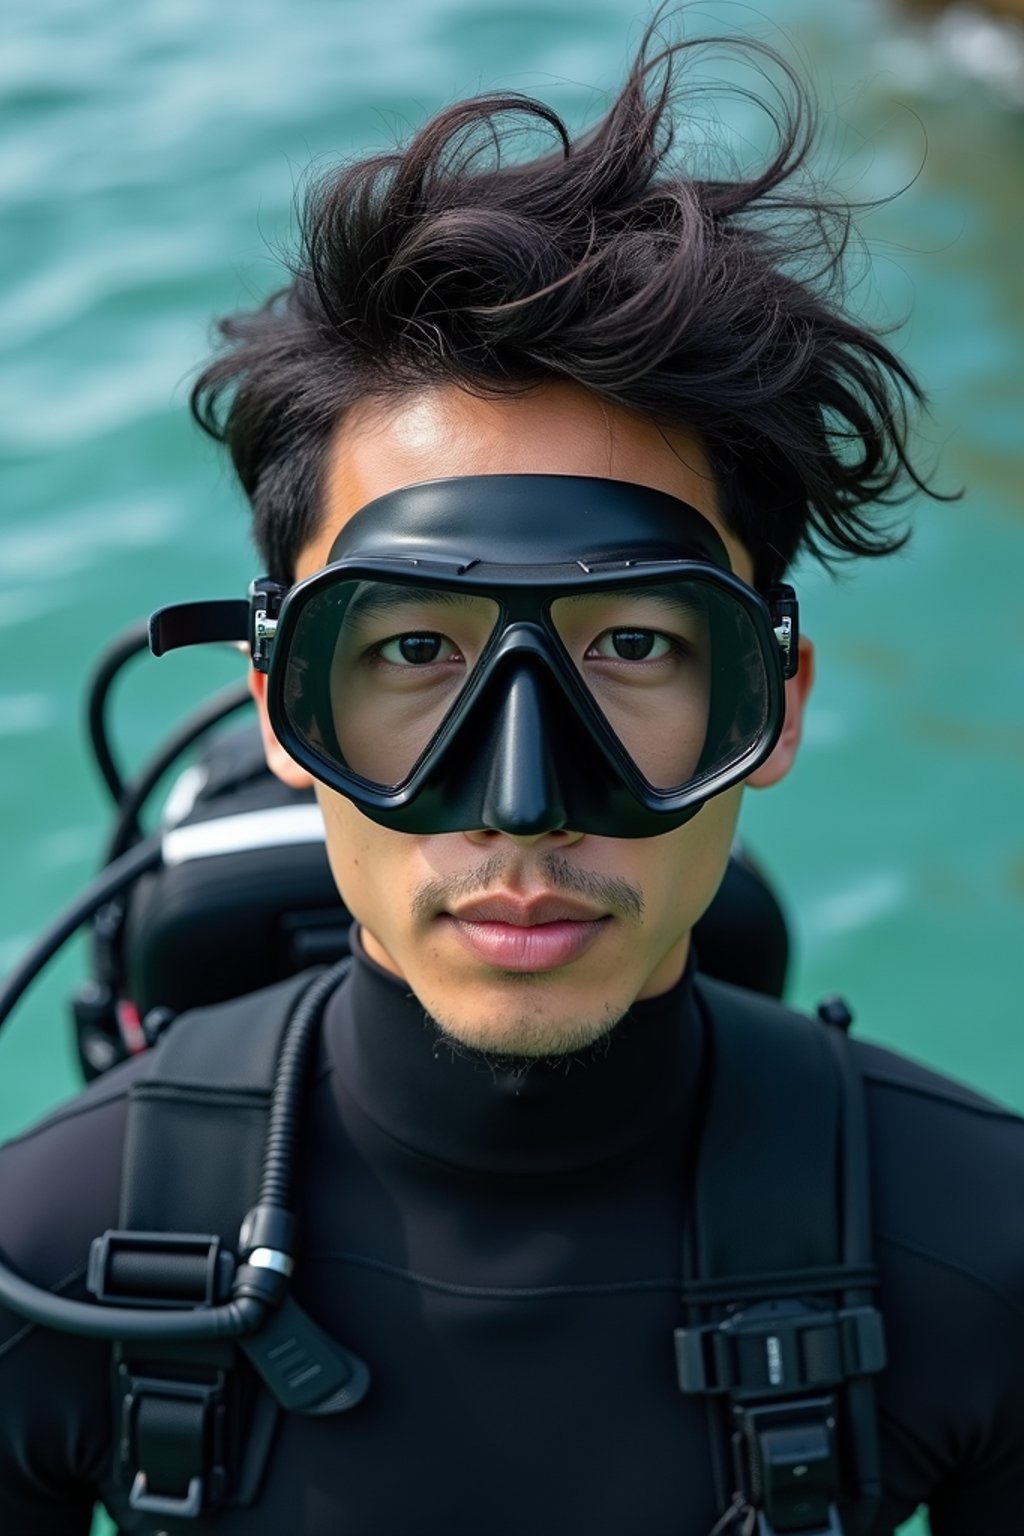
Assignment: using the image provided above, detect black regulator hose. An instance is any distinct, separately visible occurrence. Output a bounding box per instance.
[257,959,350,1211]
[0,837,163,1034]
[86,619,251,857]
[0,1269,266,1341]
[103,679,252,864]
[86,621,152,806]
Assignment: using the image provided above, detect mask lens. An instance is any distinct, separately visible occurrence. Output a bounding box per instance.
[282,582,500,786]
[550,582,771,790]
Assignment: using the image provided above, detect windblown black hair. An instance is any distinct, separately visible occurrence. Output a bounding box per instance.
[192,12,940,588]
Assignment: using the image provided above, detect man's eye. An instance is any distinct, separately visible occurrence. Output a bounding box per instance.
[375,632,459,665]
[588,628,674,661]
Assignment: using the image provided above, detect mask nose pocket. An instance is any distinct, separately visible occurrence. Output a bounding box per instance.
[477,665,568,835]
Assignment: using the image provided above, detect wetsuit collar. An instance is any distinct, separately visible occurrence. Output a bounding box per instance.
[322,926,704,1176]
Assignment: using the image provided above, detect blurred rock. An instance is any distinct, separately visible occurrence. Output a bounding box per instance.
[899,1,1024,104]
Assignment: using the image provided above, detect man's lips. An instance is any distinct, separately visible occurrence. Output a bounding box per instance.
[447,894,608,926]
[440,893,611,971]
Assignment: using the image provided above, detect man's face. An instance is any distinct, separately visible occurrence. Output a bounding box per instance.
[254,381,809,1057]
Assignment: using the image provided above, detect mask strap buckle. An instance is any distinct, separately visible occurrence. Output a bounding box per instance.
[767,585,799,679]
[247,579,286,673]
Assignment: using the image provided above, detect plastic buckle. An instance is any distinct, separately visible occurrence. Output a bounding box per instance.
[130,1470,204,1519]
[675,1302,886,1397]
[87,1230,234,1307]
[120,1365,228,1520]
[734,1395,841,1536]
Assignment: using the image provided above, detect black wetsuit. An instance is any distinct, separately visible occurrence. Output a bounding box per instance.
[2,936,1023,1535]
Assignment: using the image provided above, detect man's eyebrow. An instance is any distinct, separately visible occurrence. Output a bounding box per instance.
[558,584,708,616]
[345,584,491,621]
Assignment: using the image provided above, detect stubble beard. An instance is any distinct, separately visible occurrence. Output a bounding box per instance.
[420,982,628,1074]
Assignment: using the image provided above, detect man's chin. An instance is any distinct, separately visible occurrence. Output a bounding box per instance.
[420,996,626,1067]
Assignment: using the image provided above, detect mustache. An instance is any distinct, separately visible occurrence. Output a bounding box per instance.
[410,850,645,924]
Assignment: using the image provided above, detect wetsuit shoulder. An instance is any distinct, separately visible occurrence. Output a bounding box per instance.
[853,1035,1024,1295]
[853,1037,1024,1535]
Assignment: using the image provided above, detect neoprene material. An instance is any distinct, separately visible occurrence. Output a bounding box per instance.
[2,943,1023,1534]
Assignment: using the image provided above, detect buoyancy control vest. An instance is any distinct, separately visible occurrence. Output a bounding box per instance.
[96,963,885,1536]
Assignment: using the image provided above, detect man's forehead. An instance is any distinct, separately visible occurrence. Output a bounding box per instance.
[297,383,754,584]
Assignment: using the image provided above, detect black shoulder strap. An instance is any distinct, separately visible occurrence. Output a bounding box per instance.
[119,969,317,1236]
[679,978,885,1536]
[108,969,342,1522]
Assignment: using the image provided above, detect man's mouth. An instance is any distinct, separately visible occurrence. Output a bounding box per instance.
[440,893,611,971]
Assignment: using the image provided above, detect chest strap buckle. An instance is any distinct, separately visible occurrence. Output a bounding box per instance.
[675,1300,885,1397]
[734,1395,842,1536]
[120,1363,228,1520]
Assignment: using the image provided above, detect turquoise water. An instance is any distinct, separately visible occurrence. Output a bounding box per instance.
[2,3,1022,1532]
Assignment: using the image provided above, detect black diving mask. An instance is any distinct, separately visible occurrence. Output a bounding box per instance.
[150,475,798,838]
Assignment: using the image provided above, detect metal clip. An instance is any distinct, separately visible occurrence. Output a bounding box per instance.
[251,610,277,669]
[767,584,800,679]
[773,615,793,661]
[247,578,285,672]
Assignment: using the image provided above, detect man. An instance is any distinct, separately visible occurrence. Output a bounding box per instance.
[1,22,1022,1536]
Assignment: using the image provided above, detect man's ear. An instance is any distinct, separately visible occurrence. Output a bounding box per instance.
[746,635,815,789]
[248,668,317,790]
